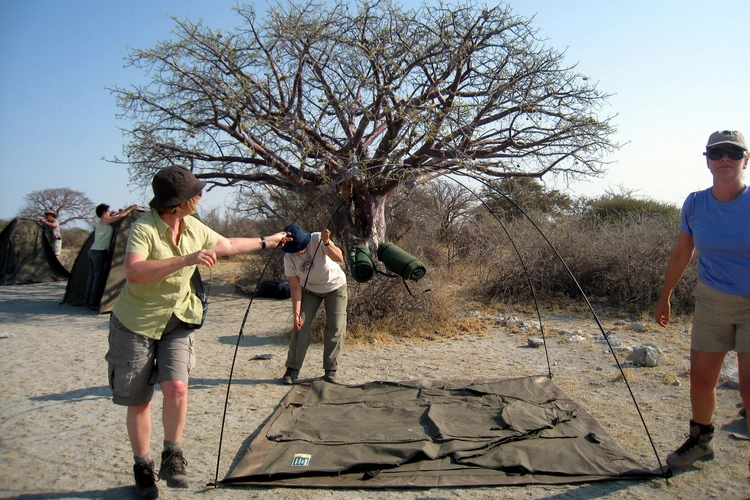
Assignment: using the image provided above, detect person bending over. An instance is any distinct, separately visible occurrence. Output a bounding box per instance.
[280,224,347,385]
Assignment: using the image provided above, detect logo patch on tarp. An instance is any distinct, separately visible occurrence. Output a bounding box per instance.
[291,454,311,467]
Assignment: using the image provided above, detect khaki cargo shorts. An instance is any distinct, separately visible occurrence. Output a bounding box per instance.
[105,314,196,406]
[691,280,750,353]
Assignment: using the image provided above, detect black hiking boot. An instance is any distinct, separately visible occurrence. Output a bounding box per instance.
[133,460,159,500]
[282,367,299,385]
[159,450,189,488]
[666,421,715,469]
[323,370,338,383]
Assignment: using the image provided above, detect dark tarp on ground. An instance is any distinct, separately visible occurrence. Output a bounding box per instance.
[221,376,658,488]
[376,242,426,281]
[0,218,70,285]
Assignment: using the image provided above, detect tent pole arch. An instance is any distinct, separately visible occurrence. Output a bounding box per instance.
[211,165,670,485]
[445,171,668,477]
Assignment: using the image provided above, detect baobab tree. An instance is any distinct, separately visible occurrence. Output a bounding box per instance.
[17,188,93,227]
[111,0,617,246]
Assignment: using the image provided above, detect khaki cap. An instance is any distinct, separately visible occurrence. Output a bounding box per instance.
[706,130,747,151]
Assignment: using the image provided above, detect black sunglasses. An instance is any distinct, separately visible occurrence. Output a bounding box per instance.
[704,148,746,161]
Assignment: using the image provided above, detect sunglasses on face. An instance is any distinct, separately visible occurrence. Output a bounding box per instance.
[704,148,746,161]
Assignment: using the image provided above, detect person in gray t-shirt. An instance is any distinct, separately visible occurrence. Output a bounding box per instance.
[39,210,61,256]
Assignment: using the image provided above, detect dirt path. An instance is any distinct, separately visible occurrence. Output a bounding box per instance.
[0,280,748,499]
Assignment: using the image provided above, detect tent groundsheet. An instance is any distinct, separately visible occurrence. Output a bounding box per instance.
[221,376,659,488]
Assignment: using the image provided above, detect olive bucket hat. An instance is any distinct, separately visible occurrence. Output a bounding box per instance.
[149,165,207,209]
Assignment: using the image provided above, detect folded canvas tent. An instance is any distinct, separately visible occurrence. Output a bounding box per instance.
[221,376,657,488]
[0,218,70,285]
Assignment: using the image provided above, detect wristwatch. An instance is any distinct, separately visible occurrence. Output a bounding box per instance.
[261,237,267,249]
[324,240,331,246]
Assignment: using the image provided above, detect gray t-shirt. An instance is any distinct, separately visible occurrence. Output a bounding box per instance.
[91,222,114,251]
[44,218,61,241]
[283,232,346,294]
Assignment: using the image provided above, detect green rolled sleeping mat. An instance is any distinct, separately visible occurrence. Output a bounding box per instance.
[376,242,427,281]
[349,244,375,283]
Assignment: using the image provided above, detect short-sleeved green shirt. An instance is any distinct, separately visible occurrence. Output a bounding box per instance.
[112,211,220,339]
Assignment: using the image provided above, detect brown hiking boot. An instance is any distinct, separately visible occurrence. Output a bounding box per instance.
[159,450,189,488]
[133,460,159,500]
[282,367,299,385]
[666,421,715,469]
[323,370,338,383]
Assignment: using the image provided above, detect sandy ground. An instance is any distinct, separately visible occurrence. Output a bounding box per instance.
[1,271,749,499]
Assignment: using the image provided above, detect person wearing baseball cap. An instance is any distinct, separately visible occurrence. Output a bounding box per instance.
[655,131,750,470]
[105,165,289,498]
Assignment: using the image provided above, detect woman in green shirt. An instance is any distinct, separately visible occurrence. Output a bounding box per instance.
[105,165,288,499]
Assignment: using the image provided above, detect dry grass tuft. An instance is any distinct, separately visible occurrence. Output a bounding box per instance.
[612,367,638,383]
[58,247,78,271]
[345,275,487,342]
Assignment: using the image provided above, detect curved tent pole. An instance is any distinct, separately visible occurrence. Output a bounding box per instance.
[442,174,553,379]
[211,165,402,485]
[447,171,669,477]
[211,165,669,485]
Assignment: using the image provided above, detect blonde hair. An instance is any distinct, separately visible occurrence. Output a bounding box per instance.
[157,194,200,215]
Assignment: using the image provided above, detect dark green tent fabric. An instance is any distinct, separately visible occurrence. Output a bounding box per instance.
[348,244,375,283]
[62,209,144,312]
[61,228,95,305]
[0,218,70,285]
[221,376,657,488]
[376,242,426,281]
[63,209,204,314]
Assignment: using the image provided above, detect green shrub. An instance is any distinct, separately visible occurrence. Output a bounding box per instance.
[581,194,680,224]
[467,212,695,314]
[62,227,90,249]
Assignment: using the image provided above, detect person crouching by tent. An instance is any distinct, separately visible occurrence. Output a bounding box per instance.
[38,210,61,257]
[105,165,289,499]
[84,203,138,309]
[281,224,347,385]
[655,130,750,470]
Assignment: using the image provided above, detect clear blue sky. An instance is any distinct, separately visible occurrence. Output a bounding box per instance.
[1,0,749,221]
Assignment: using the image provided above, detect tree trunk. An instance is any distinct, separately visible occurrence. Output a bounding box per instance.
[338,184,391,251]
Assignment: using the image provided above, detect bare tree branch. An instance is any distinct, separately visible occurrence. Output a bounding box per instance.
[108,0,617,243]
[17,188,94,227]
